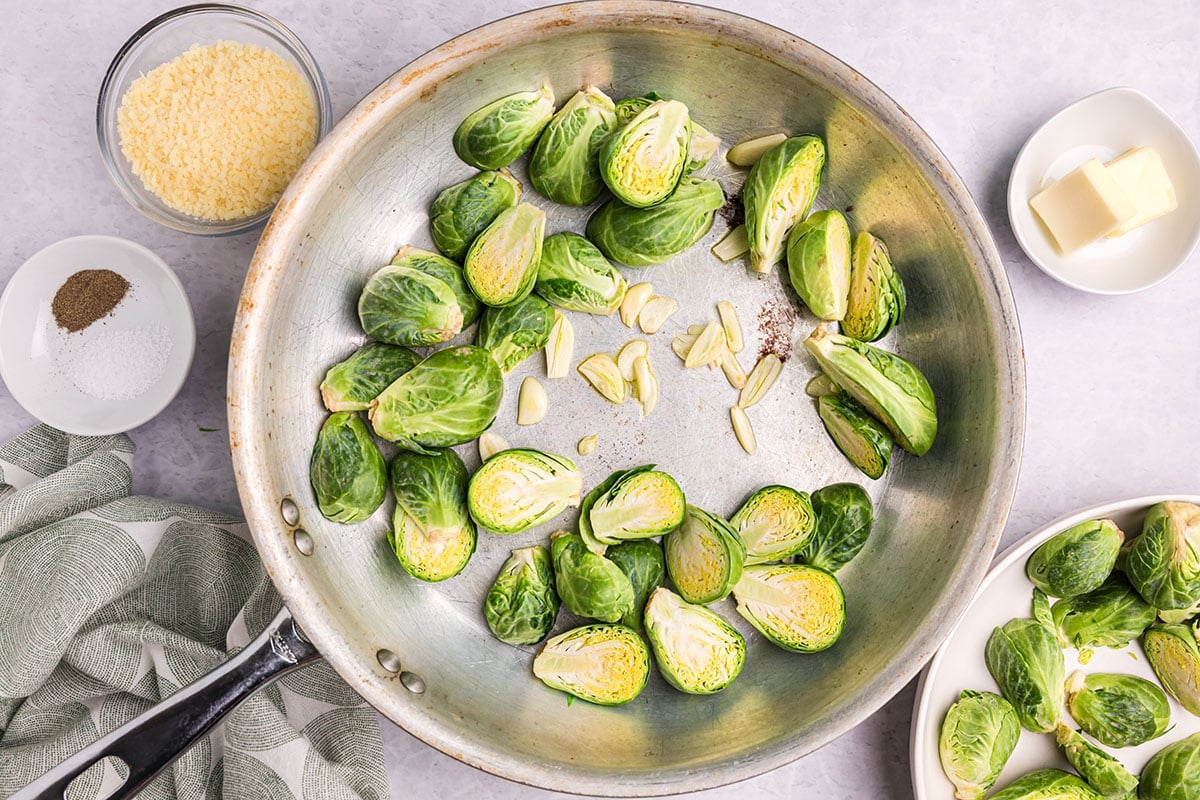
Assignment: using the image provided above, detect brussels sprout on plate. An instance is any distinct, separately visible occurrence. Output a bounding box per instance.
[387,448,475,582]
[607,539,665,631]
[817,392,894,480]
[644,587,746,695]
[535,232,628,315]
[1065,670,1171,748]
[796,483,874,574]
[429,170,522,262]
[532,623,650,706]
[358,264,464,347]
[453,85,556,170]
[310,412,388,523]
[786,209,852,322]
[551,532,635,623]
[580,465,686,549]
[391,245,482,328]
[599,99,691,208]
[1054,723,1139,798]
[938,690,1020,800]
[743,134,825,272]
[840,232,906,343]
[474,294,555,374]
[985,617,1065,733]
[467,448,582,534]
[464,202,546,307]
[1124,501,1200,615]
[729,484,815,565]
[529,86,617,206]
[664,504,745,604]
[1139,732,1200,800]
[586,177,725,267]
[1143,622,1200,716]
[1052,575,1156,650]
[1026,518,1123,599]
[320,342,420,412]
[484,545,559,645]
[732,563,846,653]
[988,769,1105,800]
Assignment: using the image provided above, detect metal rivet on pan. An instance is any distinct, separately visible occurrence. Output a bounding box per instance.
[400,671,426,694]
[292,528,314,556]
[280,498,300,526]
[376,649,402,673]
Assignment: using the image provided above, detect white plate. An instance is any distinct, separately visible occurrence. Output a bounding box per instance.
[1008,87,1200,294]
[911,495,1200,799]
[0,235,195,435]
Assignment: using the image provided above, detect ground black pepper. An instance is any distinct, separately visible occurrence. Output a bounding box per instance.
[51,269,130,333]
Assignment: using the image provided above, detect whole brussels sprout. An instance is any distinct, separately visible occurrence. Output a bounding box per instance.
[586,177,725,267]
[357,265,463,347]
[391,245,482,328]
[818,392,894,480]
[732,563,846,652]
[1065,671,1171,748]
[474,294,554,374]
[644,587,746,694]
[663,504,746,604]
[387,448,475,582]
[464,202,546,307]
[453,85,555,170]
[786,210,852,321]
[1027,518,1123,598]
[840,232,907,342]
[612,92,719,172]
[599,99,691,208]
[532,623,650,705]
[938,690,1020,800]
[1124,501,1200,614]
[985,617,1065,733]
[803,327,937,456]
[1054,724,1138,798]
[529,87,618,206]
[429,170,522,261]
[467,448,582,534]
[580,465,686,550]
[606,539,665,631]
[310,412,387,523]
[796,482,874,573]
[1143,622,1200,716]
[535,232,628,315]
[743,134,825,272]
[368,345,503,453]
[1139,733,1200,800]
[320,342,420,412]
[551,531,635,623]
[484,545,559,645]
[989,769,1104,800]
[1051,575,1156,650]
[729,484,815,565]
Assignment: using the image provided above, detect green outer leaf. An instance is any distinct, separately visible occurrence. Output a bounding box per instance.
[988,768,1104,800]
[613,93,664,125]
[529,87,617,206]
[1138,732,1200,800]
[1055,723,1139,797]
[732,563,845,652]
[1027,518,1123,598]
[644,587,745,695]
[938,690,1020,800]
[743,134,825,272]
[535,232,628,315]
[586,177,725,267]
[467,448,581,534]
[310,412,387,523]
[474,294,554,374]
[484,545,559,645]
[532,624,650,705]
[786,209,852,322]
[1143,623,1200,716]
[320,342,420,412]
[599,99,691,208]
[607,539,665,631]
[796,482,873,573]
[429,170,522,261]
[391,245,482,327]
[1066,671,1171,748]
[587,469,686,544]
[357,265,463,347]
[984,617,1065,733]
[1032,588,1055,633]
[663,504,746,604]
[453,85,555,170]
[1052,575,1156,650]
[1125,501,1200,612]
[368,345,503,453]
[729,484,815,565]
[817,393,893,480]
[840,231,907,342]
[551,532,635,623]
[464,202,546,307]
[389,448,472,536]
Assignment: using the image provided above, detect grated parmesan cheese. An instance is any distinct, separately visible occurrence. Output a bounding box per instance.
[117,40,318,221]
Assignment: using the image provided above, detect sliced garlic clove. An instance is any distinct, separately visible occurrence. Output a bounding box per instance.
[711,224,751,262]
[632,355,658,418]
[730,405,757,454]
[577,353,627,403]
[716,300,744,354]
[671,331,699,361]
[739,353,783,409]
[577,434,598,455]
[478,431,509,462]
[517,376,548,425]
[619,282,654,327]
[637,295,678,335]
[726,133,788,167]
[616,339,649,382]
[685,320,725,369]
[544,310,574,379]
[720,350,748,389]
[805,373,840,397]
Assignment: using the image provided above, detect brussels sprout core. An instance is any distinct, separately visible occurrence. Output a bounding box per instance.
[730,485,815,565]
[599,99,692,208]
[467,449,582,534]
[743,135,826,272]
[644,588,746,695]
[532,624,650,705]
[464,202,546,307]
[663,505,745,604]
[733,563,846,652]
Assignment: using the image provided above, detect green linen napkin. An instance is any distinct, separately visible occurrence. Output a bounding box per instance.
[0,426,389,800]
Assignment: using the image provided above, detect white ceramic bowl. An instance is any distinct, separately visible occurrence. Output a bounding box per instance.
[0,235,195,435]
[1008,87,1200,294]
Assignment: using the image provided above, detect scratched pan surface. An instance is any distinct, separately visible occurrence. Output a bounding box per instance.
[228,2,1025,795]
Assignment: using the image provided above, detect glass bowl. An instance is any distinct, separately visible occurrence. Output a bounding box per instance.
[96,3,332,236]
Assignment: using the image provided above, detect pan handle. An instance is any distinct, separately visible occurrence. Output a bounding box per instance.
[12,606,321,800]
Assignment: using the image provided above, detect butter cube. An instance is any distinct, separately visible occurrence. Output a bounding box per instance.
[1104,147,1177,237]
[1029,159,1136,254]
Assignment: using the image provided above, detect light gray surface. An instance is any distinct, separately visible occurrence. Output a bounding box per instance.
[2,1,1198,797]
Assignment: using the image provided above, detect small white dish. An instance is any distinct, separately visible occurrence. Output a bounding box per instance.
[1008,87,1200,294]
[0,235,195,435]
[910,494,1200,799]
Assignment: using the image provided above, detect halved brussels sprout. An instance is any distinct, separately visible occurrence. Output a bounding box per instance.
[464,202,546,307]
[803,327,938,456]
[391,245,482,328]
[663,504,745,604]
[1055,723,1139,798]
[1143,622,1200,716]
[357,265,463,347]
[644,587,746,694]
[613,92,718,172]
[582,465,686,548]
[535,232,628,315]
[607,539,665,631]
[532,623,650,705]
[1027,518,1123,598]
[797,483,874,574]
[453,85,555,170]
[1124,501,1200,614]
[369,345,503,454]
[841,232,906,342]
[786,210,852,321]
[551,532,635,623]
[989,769,1105,800]
[938,690,1020,800]
[586,177,725,267]
[818,392,894,480]
[467,448,582,534]
[310,412,388,523]
[529,87,618,206]
[320,342,420,412]
[1065,670,1171,748]
[388,448,475,582]
[474,294,554,374]
[729,484,815,565]
[743,134,825,272]
[429,170,522,261]
[1139,733,1200,800]
[1052,575,1156,650]
[732,563,846,652]
[599,99,692,208]
[985,617,1065,733]
[484,545,559,645]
